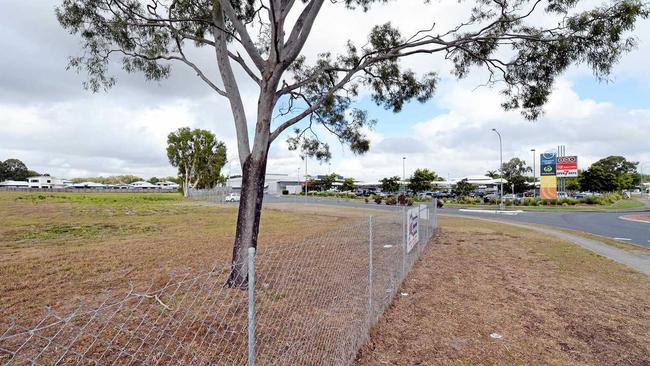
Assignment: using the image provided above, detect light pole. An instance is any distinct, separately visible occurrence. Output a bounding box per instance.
[491,128,504,209]
[641,162,650,198]
[402,157,406,192]
[531,148,536,198]
[304,156,308,196]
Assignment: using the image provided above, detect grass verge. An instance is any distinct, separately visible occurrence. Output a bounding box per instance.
[356,216,650,365]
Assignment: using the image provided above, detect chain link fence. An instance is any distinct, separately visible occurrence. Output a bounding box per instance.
[1,202,437,365]
[186,187,233,204]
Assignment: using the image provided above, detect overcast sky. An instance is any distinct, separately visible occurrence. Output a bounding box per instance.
[1,1,649,182]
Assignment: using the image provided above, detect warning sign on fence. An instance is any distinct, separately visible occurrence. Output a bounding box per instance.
[419,204,429,220]
[407,208,419,253]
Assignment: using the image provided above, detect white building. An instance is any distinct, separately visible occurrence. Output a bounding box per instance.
[0,180,29,188]
[26,176,68,189]
[129,181,159,189]
[72,181,107,189]
[156,181,180,190]
[227,173,301,195]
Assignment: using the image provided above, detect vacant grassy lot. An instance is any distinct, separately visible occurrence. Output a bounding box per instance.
[357,216,650,365]
[0,192,358,323]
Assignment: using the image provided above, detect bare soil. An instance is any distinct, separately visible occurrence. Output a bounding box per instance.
[356,216,650,366]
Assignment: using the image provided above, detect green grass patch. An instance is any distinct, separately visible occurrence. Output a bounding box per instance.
[7,223,160,243]
[9,192,182,206]
[608,200,644,210]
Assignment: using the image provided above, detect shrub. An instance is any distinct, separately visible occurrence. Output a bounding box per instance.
[364,198,369,203]
[397,194,407,205]
[385,196,397,205]
[406,197,414,206]
[456,196,481,205]
[374,195,382,204]
[523,197,539,206]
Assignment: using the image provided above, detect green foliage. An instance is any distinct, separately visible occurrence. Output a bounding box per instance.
[485,170,500,179]
[452,178,474,197]
[380,176,401,193]
[0,159,31,181]
[318,173,338,191]
[373,195,383,204]
[13,192,180,205]
[341,177,356,191]
[71,175,143,185]
[408,169,439,193]
[385,195,397,205]
[501,157,532,193]
[166,127,227,190]
[454,196,482,205]
[579,156,638,192]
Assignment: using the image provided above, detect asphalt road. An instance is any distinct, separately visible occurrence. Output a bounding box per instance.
[264,196,650,248]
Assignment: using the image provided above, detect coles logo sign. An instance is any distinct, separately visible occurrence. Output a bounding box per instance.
[556,156,578,177]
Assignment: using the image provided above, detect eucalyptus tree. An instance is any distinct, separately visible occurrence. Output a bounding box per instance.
[166,127,227,196]
[57,0,648,287]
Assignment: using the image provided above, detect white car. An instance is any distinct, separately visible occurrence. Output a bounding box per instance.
[225,193,241,202]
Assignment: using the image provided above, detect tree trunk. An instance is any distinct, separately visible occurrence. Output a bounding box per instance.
[183,168,190,198]
[226,144,269,288]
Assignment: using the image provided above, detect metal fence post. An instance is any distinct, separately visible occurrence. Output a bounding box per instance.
[247,247,256,366]
[402,207,406,279]
[368,216,373,325]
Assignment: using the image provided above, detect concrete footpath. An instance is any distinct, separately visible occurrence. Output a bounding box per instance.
[442,214,650,276]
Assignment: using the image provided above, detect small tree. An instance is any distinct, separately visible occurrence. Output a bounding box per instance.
[408,168,439,193]
[319,173,338,191]
[380,176,401,193]
[148,177,160,184]
[502,158,532,193]
[485,170,500,179]
[167,127,227,196]
[453,179,474,197]
[341,178,356,192]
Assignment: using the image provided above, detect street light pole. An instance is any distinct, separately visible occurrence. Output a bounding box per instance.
[491,128,504,209]
[402,157,406,192]
[531,148,536,198]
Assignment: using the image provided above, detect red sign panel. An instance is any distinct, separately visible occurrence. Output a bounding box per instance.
[556,156,578,177]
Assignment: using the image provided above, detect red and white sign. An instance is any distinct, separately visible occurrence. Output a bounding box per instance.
[556,156,578,177]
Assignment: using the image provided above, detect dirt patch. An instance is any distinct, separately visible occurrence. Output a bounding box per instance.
[356,216,650,366]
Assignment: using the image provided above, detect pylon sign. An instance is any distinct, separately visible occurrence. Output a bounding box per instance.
[556,156,578,177]
[540,152,557,176]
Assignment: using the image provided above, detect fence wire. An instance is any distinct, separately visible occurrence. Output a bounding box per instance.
[1,203,437,366]
[187,188,233,204]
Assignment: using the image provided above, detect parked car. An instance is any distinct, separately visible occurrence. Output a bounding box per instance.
[225,193,241,202]
[483,193,499,203]
[557,191,568,199]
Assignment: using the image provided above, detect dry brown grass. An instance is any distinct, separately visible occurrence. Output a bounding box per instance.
[356,216,650,366]
[0,193,357,324]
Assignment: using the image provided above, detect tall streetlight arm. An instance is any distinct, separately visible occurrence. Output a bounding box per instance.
[491,129,504,209]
